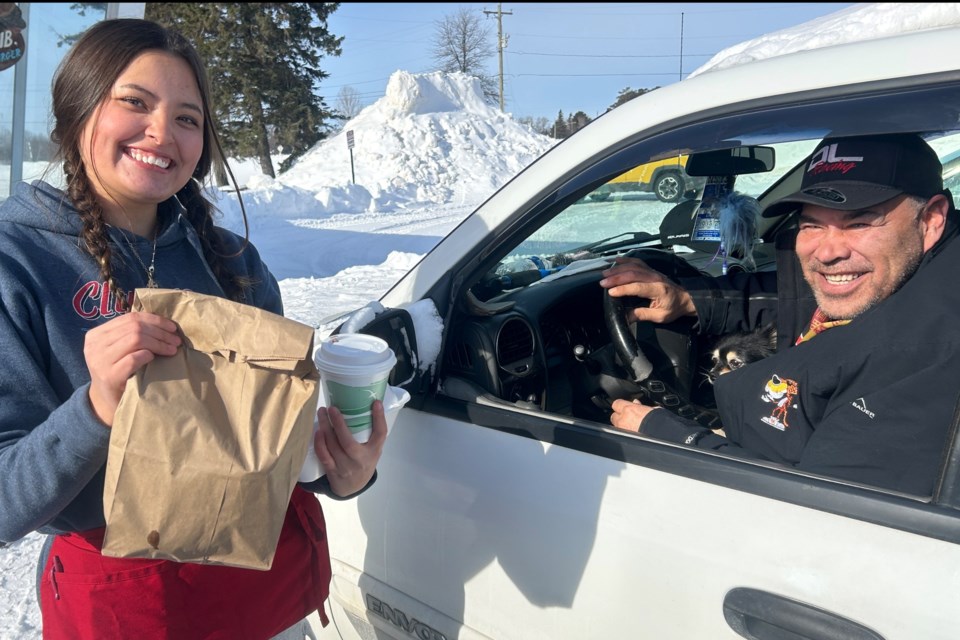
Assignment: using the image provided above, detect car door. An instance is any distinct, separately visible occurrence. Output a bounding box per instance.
[323,407,960,640]
[315,36,960,640]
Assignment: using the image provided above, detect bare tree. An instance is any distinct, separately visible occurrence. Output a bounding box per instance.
[515,115,552,137]
[335,86,364,123]
[26,131,57,161]
[431,7,497,103]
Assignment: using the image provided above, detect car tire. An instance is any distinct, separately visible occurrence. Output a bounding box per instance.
[653,171,683,202]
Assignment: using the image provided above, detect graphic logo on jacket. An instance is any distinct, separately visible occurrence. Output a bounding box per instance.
[851,397,875,419]
[760,375,798,432]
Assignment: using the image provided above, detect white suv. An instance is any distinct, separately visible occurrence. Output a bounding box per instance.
[316,26,960,640]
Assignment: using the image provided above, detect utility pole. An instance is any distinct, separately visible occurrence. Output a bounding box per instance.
[484,3,512,111]
[679,12,684,81]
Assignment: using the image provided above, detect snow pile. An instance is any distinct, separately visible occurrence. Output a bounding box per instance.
[274,70,556,213]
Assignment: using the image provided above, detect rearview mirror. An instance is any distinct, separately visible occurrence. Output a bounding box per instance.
[685,146,775,176]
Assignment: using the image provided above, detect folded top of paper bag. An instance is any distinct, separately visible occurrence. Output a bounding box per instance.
[133,288,316,373]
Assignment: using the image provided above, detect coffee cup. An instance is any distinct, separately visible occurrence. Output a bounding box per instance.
[299,385,410,483]
[313,333,397,443]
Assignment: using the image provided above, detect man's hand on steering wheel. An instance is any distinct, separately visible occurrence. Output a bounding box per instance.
[599,257,697,324]
[600,251,721,434]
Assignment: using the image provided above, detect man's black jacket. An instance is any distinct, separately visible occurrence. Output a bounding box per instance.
[643,207,960,496]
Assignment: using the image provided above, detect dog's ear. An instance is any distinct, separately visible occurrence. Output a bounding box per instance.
[762,322,777,350]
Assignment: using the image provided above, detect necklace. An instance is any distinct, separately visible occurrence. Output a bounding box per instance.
[127,230,159,288]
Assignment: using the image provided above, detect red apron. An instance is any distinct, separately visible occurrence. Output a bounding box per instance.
[39,486,331,640]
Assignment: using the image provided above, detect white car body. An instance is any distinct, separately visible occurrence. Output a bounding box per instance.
[314,27,960,640]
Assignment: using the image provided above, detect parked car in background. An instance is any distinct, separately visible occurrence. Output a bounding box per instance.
[586,155,704,202]
[314,26,960,640]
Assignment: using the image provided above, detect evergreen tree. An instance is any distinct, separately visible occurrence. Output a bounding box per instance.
[0,128,10,160]
[552,110,569,139]
[608,86,659,112]
[145,3,343,180]
[566,111,591,136]
[57,3,108,46]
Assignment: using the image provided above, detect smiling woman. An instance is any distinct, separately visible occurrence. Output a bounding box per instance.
[0,17,386,640]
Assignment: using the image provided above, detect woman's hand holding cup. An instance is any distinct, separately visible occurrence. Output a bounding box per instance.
[313,401,387,497]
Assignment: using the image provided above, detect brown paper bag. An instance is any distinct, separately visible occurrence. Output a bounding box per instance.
[102,288,319,570]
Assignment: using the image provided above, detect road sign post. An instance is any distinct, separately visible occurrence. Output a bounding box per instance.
[346,129,356,184]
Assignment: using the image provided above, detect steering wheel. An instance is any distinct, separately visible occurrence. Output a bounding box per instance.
[601,249,723,428]
[603,289,654,383]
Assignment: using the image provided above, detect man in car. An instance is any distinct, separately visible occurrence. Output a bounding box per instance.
[599,133,959,495]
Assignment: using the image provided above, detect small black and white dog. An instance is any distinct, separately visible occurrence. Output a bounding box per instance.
[707,323,777,384]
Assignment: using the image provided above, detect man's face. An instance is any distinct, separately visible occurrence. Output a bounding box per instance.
[795,194,942,320]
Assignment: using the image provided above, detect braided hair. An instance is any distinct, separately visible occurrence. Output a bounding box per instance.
[49,18,251,309]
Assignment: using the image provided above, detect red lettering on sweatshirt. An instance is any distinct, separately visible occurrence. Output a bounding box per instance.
[72,281,132,320]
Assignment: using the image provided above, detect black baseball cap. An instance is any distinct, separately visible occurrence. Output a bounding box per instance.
[762,133,943,218]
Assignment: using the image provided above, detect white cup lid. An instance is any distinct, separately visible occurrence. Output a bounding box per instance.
[315,333,396,374]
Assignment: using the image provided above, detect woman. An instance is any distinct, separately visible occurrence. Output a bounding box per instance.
[0,18,384,639]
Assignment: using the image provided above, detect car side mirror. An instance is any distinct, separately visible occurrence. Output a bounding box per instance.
[353,307,420,389]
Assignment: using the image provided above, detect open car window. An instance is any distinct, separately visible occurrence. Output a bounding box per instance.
[437,81,960,500]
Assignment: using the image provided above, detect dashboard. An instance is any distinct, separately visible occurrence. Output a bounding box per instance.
[442,242,775,423]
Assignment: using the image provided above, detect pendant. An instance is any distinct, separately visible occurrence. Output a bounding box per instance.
[147,266,158,288]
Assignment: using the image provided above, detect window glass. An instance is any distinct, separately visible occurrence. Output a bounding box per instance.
[0,3,105,197]
[0,3,18,198]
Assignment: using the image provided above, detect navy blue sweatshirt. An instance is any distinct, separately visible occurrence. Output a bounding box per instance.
[0,180,284,542]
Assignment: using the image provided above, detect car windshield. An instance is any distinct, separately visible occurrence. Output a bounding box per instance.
[493,133,960,284]
[504,140,817,262]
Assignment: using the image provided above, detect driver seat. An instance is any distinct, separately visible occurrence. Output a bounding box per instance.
[659,199,718,254]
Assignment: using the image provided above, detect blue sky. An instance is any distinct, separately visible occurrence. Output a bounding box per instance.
[17,3,855,133]
[321,2,855,121]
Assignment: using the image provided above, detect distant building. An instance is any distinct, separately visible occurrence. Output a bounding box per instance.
[0,3,145,199]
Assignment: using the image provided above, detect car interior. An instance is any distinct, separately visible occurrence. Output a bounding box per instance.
[437,145,784,430]
[426,87,960,446]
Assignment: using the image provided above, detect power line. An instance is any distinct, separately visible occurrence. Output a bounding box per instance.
[514,72,688,78]
[508,51,714,59]
[510,31,763,41]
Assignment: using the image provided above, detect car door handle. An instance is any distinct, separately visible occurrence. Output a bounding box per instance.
[723,587,885,640]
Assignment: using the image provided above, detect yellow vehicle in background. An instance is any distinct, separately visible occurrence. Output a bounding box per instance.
[589,155,703,202]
